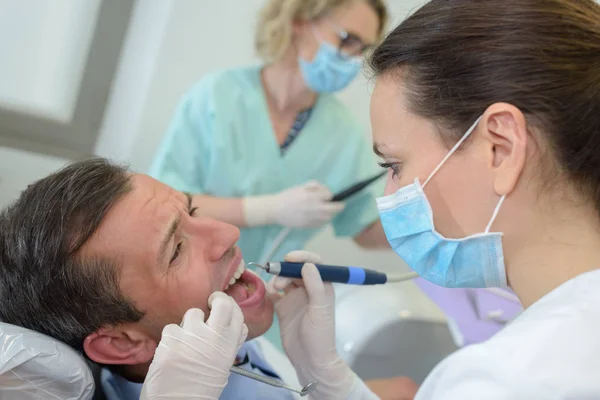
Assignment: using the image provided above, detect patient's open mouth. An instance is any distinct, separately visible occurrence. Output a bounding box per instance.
[224,260,265,308]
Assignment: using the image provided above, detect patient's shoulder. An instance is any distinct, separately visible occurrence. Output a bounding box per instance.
[100,368,142,400]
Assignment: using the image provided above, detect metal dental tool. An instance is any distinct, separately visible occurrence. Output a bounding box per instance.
[229,365,318,396]
[330,171,386,202]
[249,261,419,285]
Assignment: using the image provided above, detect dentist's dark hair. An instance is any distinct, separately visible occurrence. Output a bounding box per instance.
[0,158,144,351]
[369,0,600,211]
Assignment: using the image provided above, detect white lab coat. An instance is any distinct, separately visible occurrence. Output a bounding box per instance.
[414,269,600,399]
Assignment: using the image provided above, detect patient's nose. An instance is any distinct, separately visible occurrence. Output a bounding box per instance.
[191,217,240,261]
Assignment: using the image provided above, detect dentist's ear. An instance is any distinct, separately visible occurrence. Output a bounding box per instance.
[480,103,528,196]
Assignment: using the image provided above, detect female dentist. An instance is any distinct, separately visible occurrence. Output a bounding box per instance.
[149,0,390,268]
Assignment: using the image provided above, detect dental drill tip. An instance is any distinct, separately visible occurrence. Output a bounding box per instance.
[247,262,267,270]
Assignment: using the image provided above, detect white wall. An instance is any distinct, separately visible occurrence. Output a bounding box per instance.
[0,0,101,122]
[94,0,174,162]
[0,0,99,206]
[0,147,69,207]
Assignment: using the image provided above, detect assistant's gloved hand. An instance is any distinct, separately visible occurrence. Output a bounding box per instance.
[140,292,248,399]
[267,251,380,400]
[243,181,345,228]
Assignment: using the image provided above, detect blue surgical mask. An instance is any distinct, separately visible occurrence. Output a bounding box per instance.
[376,117,508,288]
[298,27,361,93]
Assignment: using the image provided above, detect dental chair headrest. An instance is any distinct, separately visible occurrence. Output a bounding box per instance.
[0,322,94,399]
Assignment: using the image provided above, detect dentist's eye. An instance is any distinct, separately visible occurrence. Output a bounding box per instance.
[378,162,403,179]
[171,242,182,263]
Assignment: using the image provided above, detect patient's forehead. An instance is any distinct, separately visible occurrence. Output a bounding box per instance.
[80,174,186,259]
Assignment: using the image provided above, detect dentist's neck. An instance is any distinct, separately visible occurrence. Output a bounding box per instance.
[504,192,600,308]
[261,49,317,113]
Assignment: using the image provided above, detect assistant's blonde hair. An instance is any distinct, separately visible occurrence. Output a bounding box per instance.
[256,0,388,62]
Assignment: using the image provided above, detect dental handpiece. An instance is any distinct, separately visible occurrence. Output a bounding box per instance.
[249,262,419,285]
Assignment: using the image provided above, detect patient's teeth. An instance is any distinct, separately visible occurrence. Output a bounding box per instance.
[226,262,246,289]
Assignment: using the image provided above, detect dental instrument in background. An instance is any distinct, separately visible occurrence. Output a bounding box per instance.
[229,366,317,397]
[249,261,418,285]
[330,171,386,202]
[258,171,387,265]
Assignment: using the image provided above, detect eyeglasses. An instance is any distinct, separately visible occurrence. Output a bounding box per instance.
[314,21,372,58]
[330,22,372,58]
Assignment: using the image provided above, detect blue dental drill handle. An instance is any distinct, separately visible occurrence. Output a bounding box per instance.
[265,262,388,285]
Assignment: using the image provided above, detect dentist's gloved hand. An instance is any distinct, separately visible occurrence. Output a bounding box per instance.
[267,251,379,400]
[140,292,248,399]
[243,181,345,228]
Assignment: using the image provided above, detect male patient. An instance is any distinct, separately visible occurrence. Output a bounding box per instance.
[0,158,416,399]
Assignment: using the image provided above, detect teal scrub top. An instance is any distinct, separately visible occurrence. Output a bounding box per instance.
[149,65,383,264]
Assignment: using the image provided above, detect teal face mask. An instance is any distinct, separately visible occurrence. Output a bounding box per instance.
[298,26,361,93]
[376,117,508,288]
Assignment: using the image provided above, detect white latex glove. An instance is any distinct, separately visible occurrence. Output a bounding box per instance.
[140,292,248,399]
[267,251,380,400]
[243,181,345,228]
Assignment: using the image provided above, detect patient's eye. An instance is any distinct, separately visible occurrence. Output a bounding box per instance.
[171,242,182,263]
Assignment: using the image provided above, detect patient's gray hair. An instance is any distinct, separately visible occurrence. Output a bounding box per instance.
[0,158,144,351]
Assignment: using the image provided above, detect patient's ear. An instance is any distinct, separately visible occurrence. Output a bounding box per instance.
[84,326,157,365]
